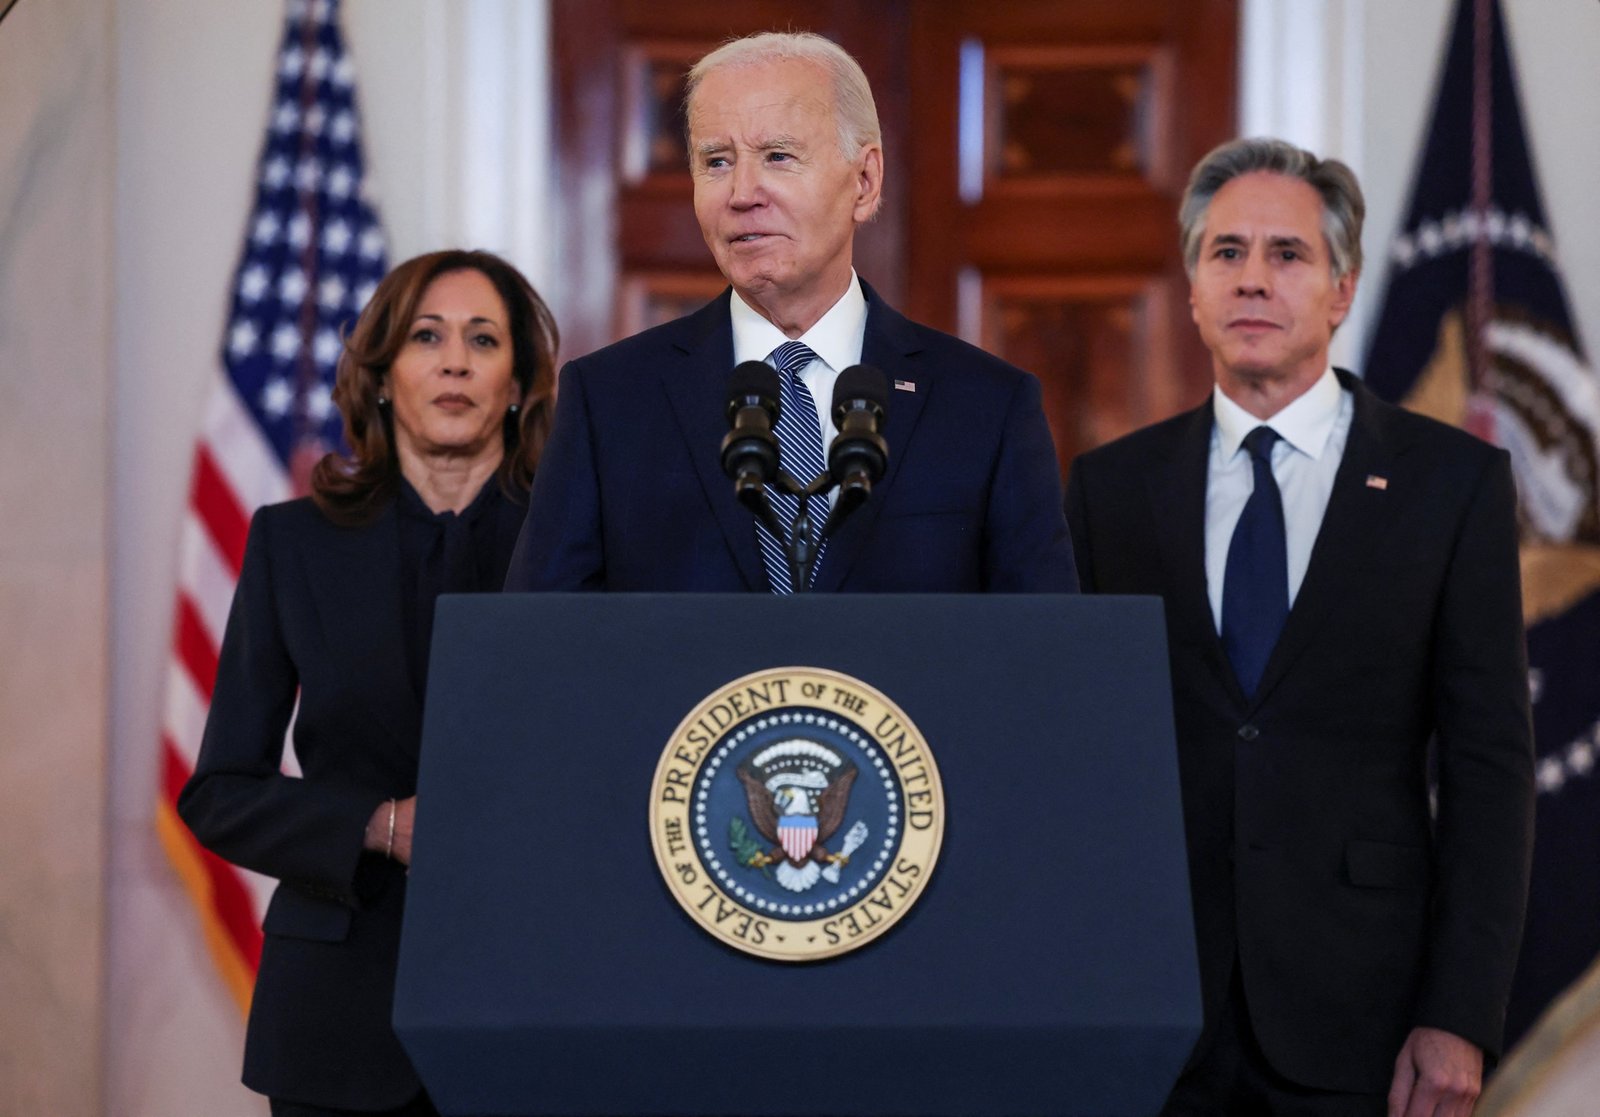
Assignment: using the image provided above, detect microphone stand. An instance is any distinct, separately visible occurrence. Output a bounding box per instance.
[730,385,883,593]
[770,469,836,594]
[734,472,789,544]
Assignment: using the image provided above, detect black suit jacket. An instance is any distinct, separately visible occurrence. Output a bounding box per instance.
[177,494,522,1108]
[505,281,1077,593]
[1065,371,1535,1092]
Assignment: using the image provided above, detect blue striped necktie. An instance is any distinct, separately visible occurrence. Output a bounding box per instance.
[1221,426,1288,697]
[758,341,828,593]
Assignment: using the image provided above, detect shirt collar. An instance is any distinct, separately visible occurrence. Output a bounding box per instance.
[730,271,867,373]
[1212,366,1343,461]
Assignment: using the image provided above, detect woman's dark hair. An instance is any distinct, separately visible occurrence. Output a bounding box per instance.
[311,249,558,524]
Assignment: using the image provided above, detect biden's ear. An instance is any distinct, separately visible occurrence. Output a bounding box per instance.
[853,144,884,224]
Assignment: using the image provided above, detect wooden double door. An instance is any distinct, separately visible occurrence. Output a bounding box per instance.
[552,0,1237,469]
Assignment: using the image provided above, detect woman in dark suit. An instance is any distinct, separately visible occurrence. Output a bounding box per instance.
[178,249,557,1116]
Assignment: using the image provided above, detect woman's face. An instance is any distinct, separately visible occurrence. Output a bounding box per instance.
[384,268,520,468]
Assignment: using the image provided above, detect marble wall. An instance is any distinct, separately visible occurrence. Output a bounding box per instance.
[0,0,114,1113]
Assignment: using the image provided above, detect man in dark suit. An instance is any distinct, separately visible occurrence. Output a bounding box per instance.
[505,31,1075,594]
[1065,138,1534,1115]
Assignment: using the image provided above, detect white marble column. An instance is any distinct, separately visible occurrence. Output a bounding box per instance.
[0,0,114,1113]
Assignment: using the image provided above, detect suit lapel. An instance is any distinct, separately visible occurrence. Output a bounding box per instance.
[812,283,929,592]
[300,502,424,756]
[1249,373,1408,708]
[1149,399,1247,705]
[658,291,768,590]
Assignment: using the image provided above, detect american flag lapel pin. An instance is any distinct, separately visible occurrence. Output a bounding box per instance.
[893,378,916,393]
[1366,475,1389,490]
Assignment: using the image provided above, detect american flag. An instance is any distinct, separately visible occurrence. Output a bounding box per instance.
[154,0,387,1013]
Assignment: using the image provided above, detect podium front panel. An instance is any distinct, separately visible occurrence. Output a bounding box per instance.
[395,594,1198,1116]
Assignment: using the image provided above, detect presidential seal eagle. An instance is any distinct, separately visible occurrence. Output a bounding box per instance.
[736,739,865,893]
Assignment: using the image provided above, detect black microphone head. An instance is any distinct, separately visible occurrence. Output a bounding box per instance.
[828,364,888,486]
[722,361,781,484]
[726,360,781,423]
[832,364,889,426]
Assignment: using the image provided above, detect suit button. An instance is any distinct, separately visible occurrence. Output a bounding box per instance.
[1238,724,1259,741]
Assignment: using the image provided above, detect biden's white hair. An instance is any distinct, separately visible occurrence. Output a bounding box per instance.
[686,31,882,160]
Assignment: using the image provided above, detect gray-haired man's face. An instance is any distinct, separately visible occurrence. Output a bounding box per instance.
[1188,171,1356,390]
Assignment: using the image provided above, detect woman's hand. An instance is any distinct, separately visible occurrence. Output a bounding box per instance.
[364,796,418,865]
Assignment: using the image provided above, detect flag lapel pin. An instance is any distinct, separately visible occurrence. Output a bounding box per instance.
[894,379,916,392]
[1365,475,1389,490]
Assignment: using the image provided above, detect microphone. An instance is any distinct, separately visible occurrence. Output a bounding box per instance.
[721,361,781,494]
[828,364,889,496]
[824,365,889,538]
[720,361,788,545]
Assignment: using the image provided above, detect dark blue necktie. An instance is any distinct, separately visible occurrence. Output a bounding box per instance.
[1221,426,1288,698]
[758,341,828,593]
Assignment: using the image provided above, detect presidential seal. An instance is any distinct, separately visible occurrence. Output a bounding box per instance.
[649,667,944,962]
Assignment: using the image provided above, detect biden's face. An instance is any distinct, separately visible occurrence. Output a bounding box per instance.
[1189,171,1355,392]
[688,58,881,325]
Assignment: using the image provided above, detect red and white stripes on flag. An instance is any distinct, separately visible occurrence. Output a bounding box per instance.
[155,0,386,1014]
[155,390,293,1008]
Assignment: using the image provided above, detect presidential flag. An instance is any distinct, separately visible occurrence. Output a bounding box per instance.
[154,0,387,1012]
[1363,0,1600,1044]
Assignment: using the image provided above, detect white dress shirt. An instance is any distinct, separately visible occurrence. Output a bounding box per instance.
[1205,368,1353,632]
[729,270,869,457]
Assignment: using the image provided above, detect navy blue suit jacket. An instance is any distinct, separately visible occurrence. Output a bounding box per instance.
[506,282,1077,592]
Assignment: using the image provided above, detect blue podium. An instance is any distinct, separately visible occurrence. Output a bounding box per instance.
[395,594,1198,1116]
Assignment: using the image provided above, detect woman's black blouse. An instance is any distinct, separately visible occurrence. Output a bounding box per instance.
[395,477,525,695]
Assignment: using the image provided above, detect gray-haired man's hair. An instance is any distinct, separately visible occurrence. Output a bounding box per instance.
[685,31,882,161]
[1179,137,1365,281]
